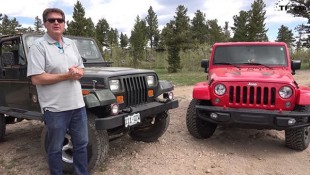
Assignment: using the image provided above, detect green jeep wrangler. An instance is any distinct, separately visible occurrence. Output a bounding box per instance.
[0,33,179,173]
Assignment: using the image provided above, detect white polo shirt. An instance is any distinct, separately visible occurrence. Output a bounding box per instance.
[27,33,85,112]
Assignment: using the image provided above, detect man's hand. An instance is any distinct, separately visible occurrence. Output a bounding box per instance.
[68,66,84,80]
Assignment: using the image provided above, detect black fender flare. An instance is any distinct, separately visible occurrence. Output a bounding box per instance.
[83,89,116,108]
[155,80,174,97]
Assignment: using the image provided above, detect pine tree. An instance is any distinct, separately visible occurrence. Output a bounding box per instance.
[153,32,160,49]
[223,21,231,42]
[174,5,193,50]
[95,18,110,49]
[231,10,249,41]
[232,0,268,42]
[276,25,295,48]
[107,28,119,58]
[247,0,268,41]
[145,6,159,49]
[207,19,226,45]
[286,0,310,19]
[286,0,310,48]
[66,0,95,37]
[0,13,3,35]
[0,15,21,35]
[34,16,44,33]
[161,5,192,73]
[1,15,11,35]
[107,28,119,48]
[120,32,129,49]
[161,21,181,73]
[191,10,208,44]
[130,16,147,67]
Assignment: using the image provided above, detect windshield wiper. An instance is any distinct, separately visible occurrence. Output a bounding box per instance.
[81,57,87,63]
[241,62,273,69]
[214,62,240,69]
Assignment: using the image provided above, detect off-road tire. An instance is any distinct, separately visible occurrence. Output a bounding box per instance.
[285,105,310,151]
[186,99,217,139]
[41,113,109,173]
[129,111,170,142]
[0,114,5,141]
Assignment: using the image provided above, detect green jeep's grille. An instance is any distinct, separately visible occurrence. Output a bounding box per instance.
[229,86,276,106]
[123,76,147,107]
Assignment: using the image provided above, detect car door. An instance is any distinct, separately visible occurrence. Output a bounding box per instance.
[0,37,33,110]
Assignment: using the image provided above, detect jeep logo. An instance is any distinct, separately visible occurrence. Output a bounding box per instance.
[248,82,257,86]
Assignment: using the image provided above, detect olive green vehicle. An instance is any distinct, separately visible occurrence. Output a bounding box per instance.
[0,33,178,173]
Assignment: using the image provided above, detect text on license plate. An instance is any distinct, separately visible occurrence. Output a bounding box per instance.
[125,113,141,127]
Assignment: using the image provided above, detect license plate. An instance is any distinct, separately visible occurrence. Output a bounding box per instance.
[125,113,141,127]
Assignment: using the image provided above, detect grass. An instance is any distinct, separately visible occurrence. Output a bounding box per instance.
[300,61,310,70]
[155,69,207,86]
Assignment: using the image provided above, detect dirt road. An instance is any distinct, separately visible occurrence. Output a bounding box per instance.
[1,70,310,175]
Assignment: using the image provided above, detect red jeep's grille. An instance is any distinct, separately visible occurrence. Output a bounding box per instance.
[229,86,276,106]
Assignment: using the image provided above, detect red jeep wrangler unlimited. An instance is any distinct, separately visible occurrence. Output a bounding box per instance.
[186,42,310,151]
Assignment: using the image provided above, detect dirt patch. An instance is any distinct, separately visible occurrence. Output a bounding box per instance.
[1,70,310,175]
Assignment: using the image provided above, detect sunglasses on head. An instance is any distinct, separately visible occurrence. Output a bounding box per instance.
[46,18,65,23]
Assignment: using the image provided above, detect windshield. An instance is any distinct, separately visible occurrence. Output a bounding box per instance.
[213,45,287,66]
[24,35,103,61]
[72,38,100,59]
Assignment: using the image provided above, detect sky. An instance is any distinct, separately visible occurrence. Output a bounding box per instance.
[0,0,308,41]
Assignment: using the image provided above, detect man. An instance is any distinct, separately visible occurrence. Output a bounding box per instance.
[27,8,89,175]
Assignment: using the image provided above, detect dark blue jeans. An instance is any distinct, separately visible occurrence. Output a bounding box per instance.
[44,107,89,175]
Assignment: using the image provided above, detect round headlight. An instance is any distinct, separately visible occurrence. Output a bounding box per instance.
[146,75,155,86]
[279,86,293,98]
[109,80,120,91]
[214,84,226,96]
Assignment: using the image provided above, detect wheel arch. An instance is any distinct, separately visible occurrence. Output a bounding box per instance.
[295,87,310,106]
[193,82,211,100]
[84,89,116,108]
[154,80,174,97]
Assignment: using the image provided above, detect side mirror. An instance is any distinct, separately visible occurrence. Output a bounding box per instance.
[291,60,301,75]
[201,59,209,73]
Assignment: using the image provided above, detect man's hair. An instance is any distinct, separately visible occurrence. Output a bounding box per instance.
[42,8,65,22]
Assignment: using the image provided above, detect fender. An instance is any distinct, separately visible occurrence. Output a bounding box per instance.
[296,86,310,106]
[83,89,116,108]
[154,80,174,97]
[193,82,211,100]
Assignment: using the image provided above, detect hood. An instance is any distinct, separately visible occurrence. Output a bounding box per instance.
[84,66,156,77]
[209,67,294,84]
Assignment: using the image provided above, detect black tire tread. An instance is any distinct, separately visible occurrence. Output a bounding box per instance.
[0,115,5,141]
[285,105,310,151]
[87,117,109,173]
[186,99,217,139]
[129,111,170,143]
[285,127,309,151]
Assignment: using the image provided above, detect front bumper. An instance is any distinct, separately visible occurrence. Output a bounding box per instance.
[95,99,179,130]
[196,105,310,129]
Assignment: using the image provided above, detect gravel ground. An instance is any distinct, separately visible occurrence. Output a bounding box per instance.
[1,70,310,175]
